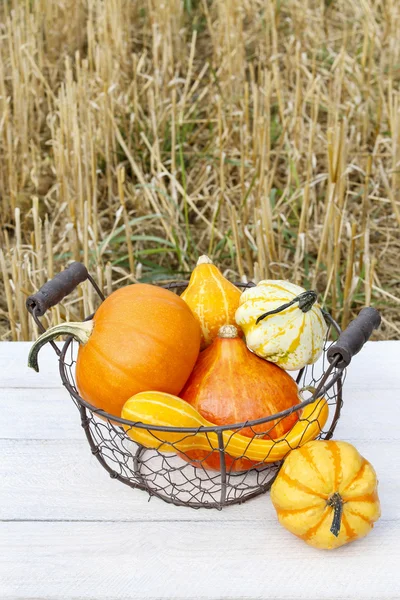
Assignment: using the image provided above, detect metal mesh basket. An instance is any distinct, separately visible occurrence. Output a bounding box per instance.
[26,262,381,509]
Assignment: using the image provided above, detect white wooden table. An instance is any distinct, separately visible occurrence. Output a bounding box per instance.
[1,341,400,600]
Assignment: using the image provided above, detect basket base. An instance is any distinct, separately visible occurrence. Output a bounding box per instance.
[123,446,281,509]
[78,402,283,509]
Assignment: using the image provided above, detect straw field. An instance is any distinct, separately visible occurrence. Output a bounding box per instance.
[0,0,399,341]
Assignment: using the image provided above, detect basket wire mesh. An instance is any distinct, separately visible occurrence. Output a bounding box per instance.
[54,281,344,510]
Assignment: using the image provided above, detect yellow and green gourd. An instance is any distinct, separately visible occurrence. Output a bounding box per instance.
[235,280,328,371]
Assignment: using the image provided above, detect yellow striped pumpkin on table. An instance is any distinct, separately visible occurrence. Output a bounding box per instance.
[235,280,328,370]
[181,255,242,350]
[270,440,381,550]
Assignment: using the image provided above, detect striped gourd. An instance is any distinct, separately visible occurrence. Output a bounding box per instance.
[181,255,241,349]
[270,440,381,550]
[121,391,329,464]
[235,280,328,370]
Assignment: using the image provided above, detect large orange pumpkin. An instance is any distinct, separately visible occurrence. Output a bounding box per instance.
[28,284,201,417]
[179,325,300,471]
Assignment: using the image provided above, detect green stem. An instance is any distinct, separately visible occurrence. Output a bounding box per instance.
[256,290,318,324]
[28,321,94,373]
[328,492,344,537]
[298,290,318,313]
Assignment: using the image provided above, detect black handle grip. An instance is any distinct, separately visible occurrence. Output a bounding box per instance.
[327,307,381,369]
[26,262,89,317]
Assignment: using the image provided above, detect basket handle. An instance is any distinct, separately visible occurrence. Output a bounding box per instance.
[327,307,381,369]
[26,262,90,317]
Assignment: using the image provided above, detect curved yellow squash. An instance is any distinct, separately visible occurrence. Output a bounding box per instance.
[235,280,328,370]
[270,440,381,549]
[121,391,329,464]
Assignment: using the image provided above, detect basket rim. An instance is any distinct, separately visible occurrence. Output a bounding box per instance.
[58,281,343,433]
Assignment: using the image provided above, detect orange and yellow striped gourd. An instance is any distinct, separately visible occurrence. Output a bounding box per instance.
[181,256,241,349]
[122,391,329,466]
[270,440,381,549]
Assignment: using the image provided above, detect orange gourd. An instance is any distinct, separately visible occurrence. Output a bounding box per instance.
[180,325,300,471]
[271,441,381,549]
[28,284,201,417]
[181,255,241,349]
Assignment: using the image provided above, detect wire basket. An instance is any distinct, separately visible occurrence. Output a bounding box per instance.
[26,262,381,509]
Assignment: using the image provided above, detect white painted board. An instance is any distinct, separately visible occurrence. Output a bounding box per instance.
[1,520,398,600]
[0,342,399,600]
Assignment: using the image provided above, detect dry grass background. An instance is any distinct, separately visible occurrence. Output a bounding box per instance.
[0,0,399,341]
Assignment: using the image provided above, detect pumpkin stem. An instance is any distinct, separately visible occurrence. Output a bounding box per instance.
[218,324,238,338]
[196,255,214,266]
[297,290,318,313]
[28,320,94,373]
[256,290,318,324]
[327,492,344,538]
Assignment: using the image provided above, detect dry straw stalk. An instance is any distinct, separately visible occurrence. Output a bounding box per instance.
[0,0,399,340]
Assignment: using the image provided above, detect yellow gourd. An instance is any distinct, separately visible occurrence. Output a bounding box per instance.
[235,280,328,370]
[121,391,329,464]
[270,440,381,550]
[181,255,242,349]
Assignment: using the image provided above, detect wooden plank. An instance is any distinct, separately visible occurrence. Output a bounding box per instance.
[343,340,400,390]
[1,342,399,599]
[1,341,399,390]
[3,387,400,442]
[0,436,269,522]
[294,340,400,391]
[1,389,82,440]
[0,438,397,522]
[0,437,279,522]
[0,342,64,389]
[0,519,397,600]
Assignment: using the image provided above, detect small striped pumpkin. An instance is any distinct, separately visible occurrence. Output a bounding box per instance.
[181,255,241,349]
[235,280,327,370]
[270,440,381,550]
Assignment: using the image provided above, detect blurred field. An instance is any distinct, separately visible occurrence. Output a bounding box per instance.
[0,0,399,341]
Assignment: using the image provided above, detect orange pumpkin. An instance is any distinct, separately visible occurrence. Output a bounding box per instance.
[181,255,242,349]
[271,441,381,549]
[180,325,300,471]
[28,284,201,417]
